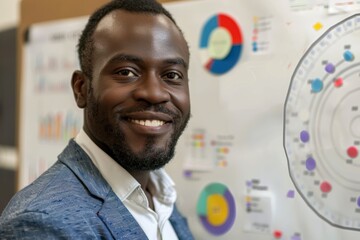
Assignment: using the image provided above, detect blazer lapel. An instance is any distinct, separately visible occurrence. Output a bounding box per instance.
[58,140,148,240]
[97,191,148,240]
[169,205,194,240]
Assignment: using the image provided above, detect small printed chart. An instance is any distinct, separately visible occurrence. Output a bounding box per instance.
[199,13,243,75]
[284,14,360,230]
[196,182,236,235]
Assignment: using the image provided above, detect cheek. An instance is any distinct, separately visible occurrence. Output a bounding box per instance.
[171,87,190,115]
[97,86,131,109]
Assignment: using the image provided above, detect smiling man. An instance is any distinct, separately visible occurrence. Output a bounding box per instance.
[0,0,193,239]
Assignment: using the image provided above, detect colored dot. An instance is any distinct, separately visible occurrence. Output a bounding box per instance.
[313,22,323,31]
[357,196,360,208]
[287,190,295,198]
[273,230,283,239]
[343,50,354,62]
[183,170,192,178]
[300,130,310,143]
[325,63,335,73]
[218,160,227,167]
[311,79,323,93]
[320,181,332,193]
[291,234,302,240]
[334,78,343,88]
[193,134,204,140]
[306,157,316,171]
[221,147,229,154]
[347,146,358,158]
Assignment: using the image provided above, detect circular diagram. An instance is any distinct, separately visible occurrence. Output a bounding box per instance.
[284,14,360,230]
[199,13,243,75]
[196,182,236,235]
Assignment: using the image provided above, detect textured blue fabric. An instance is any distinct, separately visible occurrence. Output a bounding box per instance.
[0,140,194,240]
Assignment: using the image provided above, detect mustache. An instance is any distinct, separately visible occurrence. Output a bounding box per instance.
[116,103,181,119]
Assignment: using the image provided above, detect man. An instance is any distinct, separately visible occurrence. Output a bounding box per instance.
[0,0,193,239]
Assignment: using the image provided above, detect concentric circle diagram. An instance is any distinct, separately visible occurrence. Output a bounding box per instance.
[284,14,360,230]
[199,13,243,75]
[196,182,236,235]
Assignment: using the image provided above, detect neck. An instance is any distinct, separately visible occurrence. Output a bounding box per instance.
[128,170,155,210]
[128,170,151,191]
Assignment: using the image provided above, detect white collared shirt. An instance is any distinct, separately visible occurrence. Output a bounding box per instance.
[75,129,179,240]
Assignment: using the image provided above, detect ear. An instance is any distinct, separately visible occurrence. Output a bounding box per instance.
[71,70,88,108]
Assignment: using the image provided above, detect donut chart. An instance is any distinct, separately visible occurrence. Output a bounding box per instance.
[284,14,360,230]
[199,13,243,75]
[196,182,236,235]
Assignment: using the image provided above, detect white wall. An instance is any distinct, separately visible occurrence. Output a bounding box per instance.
[0,0,21,30]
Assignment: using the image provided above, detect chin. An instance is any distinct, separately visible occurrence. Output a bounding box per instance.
[111,137,177,171]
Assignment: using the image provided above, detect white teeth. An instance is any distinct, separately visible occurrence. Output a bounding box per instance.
[130,119,165,127]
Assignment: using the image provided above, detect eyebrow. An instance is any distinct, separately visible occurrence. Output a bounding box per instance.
[108,54,143,65]
[164,58,188,70]
[108,54,188,70]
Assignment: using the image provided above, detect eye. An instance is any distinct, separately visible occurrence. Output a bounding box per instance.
[163,71,182,81]
[116,69,136,77]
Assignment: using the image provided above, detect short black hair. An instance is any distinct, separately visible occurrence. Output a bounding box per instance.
[77,0,181,79]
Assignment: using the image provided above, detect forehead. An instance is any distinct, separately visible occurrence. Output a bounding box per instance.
[92,10,189,64]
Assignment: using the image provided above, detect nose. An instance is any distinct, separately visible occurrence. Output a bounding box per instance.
[132,73,170,104]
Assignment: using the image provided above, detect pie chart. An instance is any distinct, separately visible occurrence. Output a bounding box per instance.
[199,13,243,75]
[196,182,236,235]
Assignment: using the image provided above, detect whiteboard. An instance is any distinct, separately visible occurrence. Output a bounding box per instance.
[165,0,360,239]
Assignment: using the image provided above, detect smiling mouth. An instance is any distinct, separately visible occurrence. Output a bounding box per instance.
[129,119,167,127]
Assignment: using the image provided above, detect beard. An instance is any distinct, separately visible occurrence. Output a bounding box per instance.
[87,90,190,171]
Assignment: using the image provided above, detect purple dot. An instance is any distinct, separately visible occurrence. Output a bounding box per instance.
[287,190,295,198]
[325,63,335,73]
[357,196,360,207]
[291,235,301,240]
[183,170,192,178]
[300,130,310,143]
[306,157,316,171]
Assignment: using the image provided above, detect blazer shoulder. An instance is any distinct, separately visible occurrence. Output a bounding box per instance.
[0,206,111,239]
[1,160,102,222]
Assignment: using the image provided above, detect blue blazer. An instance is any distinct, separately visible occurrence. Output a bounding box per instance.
[0,140,194,240]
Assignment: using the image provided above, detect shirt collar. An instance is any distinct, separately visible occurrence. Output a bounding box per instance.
[149,169,177,205]
[74,129,139,201]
